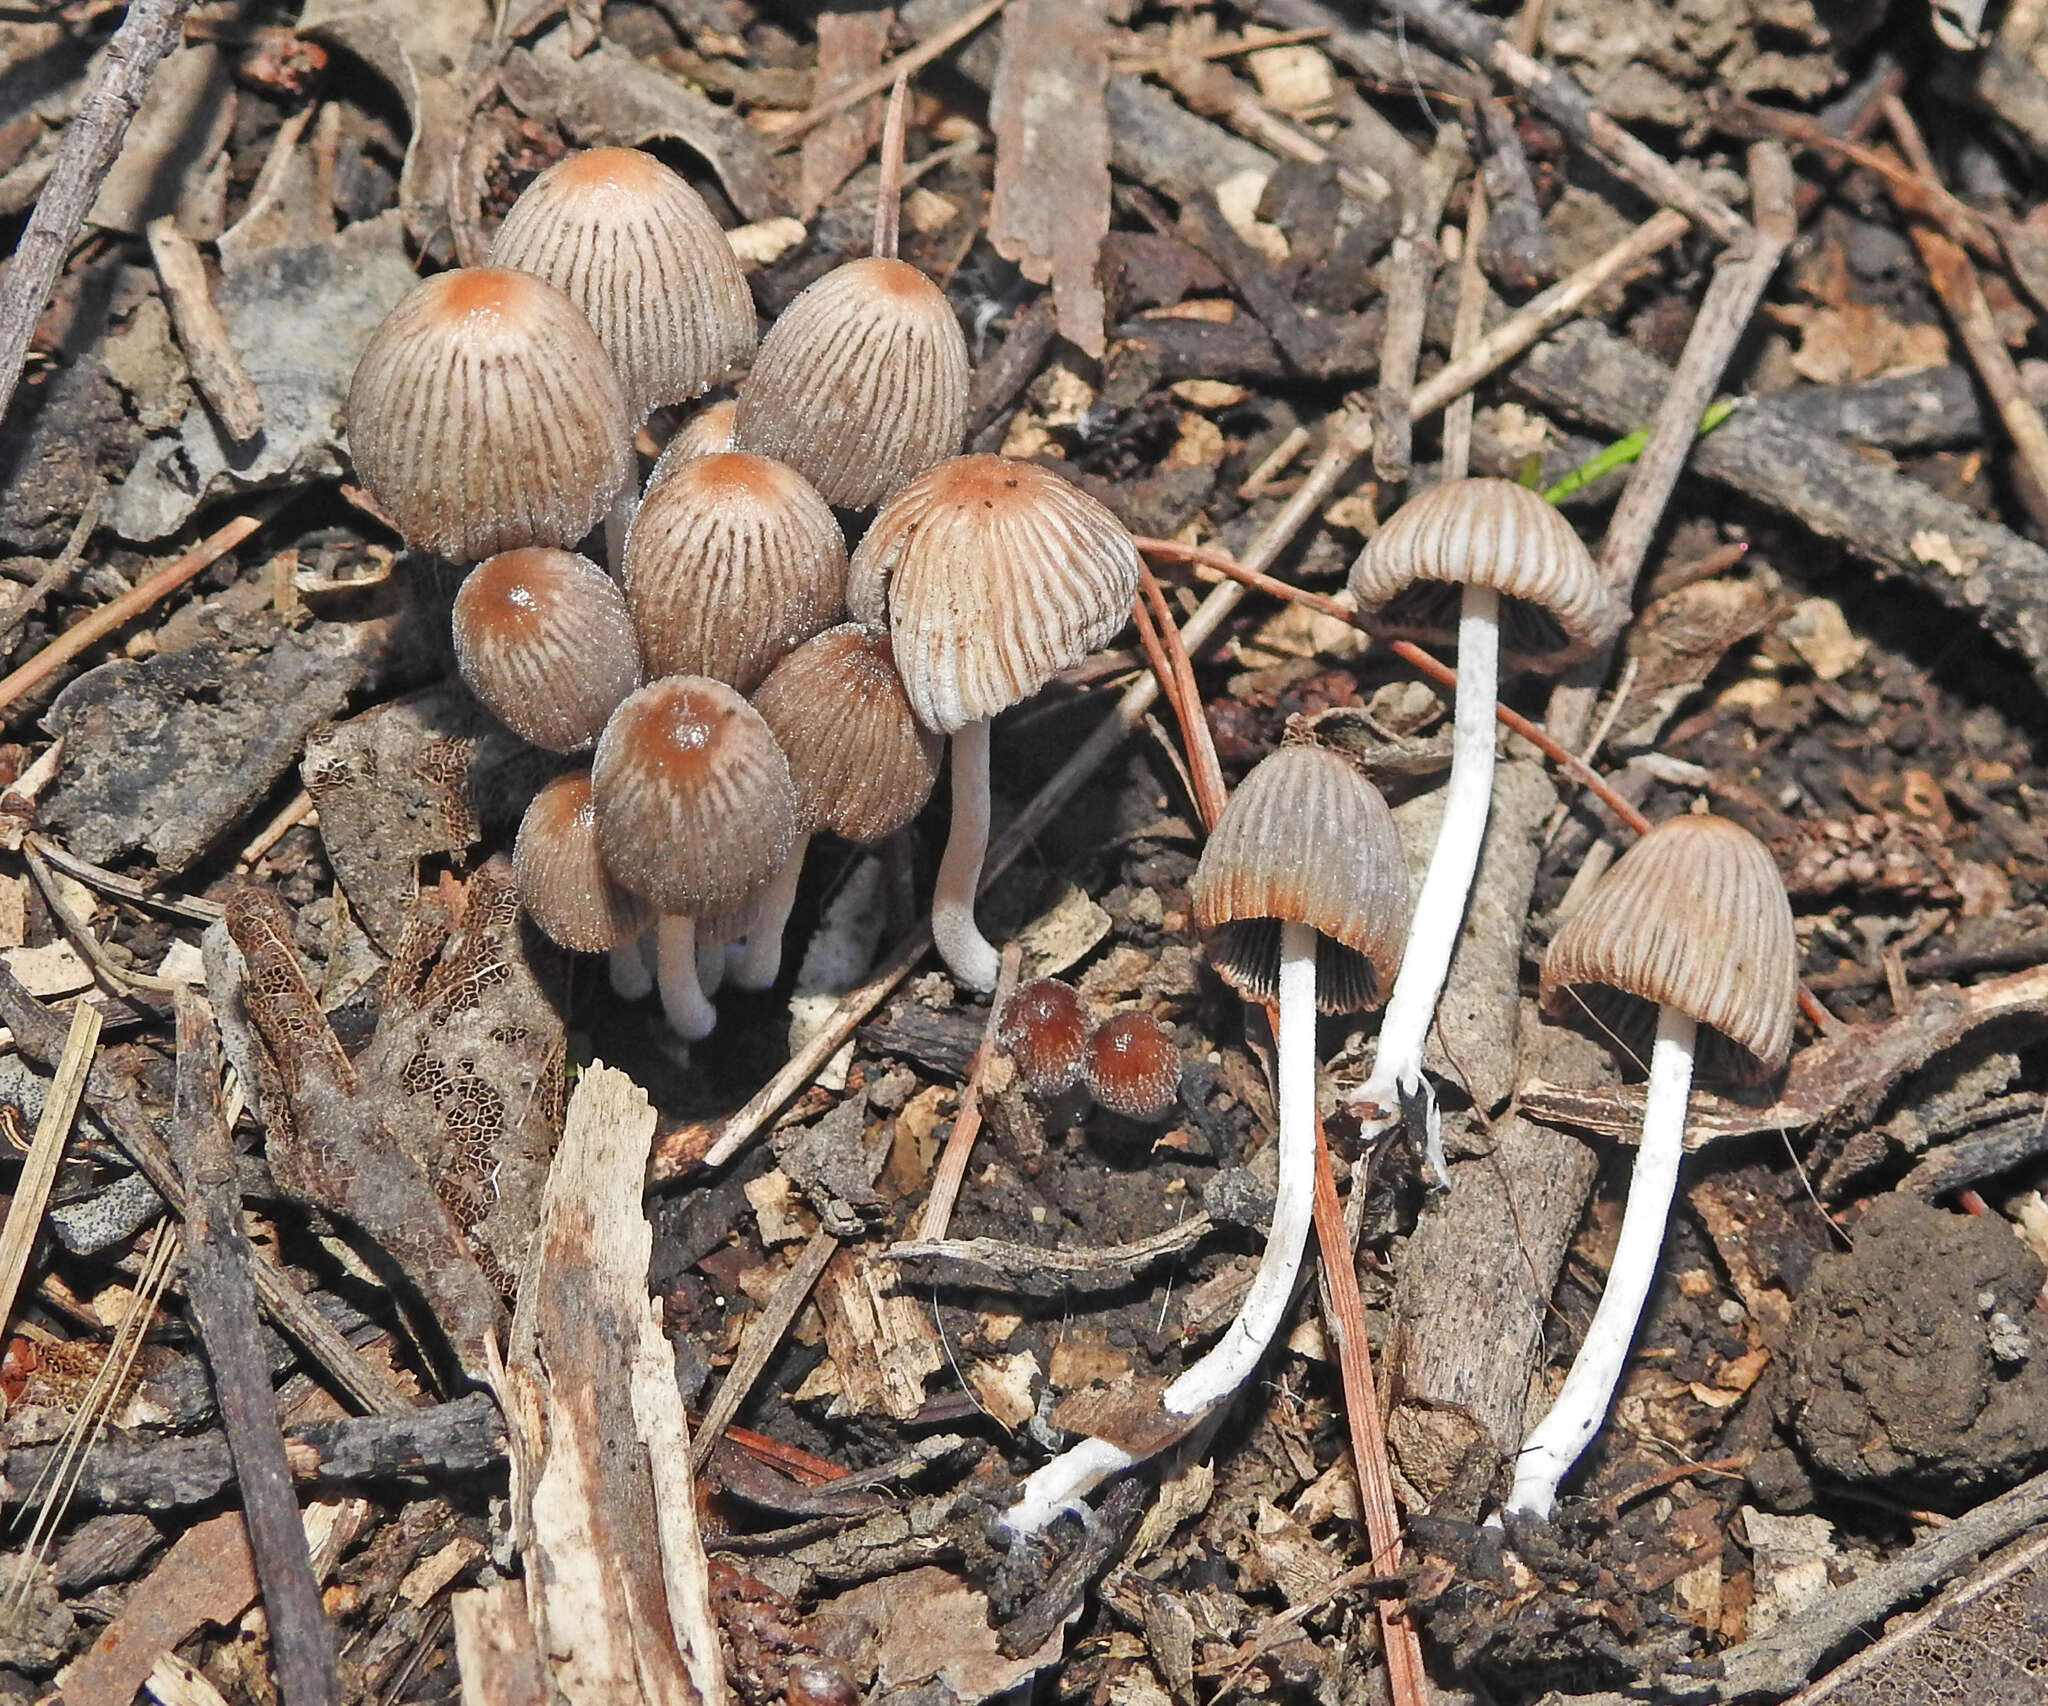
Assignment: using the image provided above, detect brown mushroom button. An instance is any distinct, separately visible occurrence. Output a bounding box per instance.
[512,771,654,953]
[453,548,641,753]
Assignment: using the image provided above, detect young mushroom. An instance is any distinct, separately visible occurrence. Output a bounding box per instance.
[347,267,633,562]
[625,452,847,695]
[1506,811,1797,1519]
[590,677,799,1039]
[999,742,1407,1537]
[733,257,970,508]
[998,978,1093,1100]
[452,548,641,752]
[848,455,1141,991]
[658,397,740,467]
[511,770,655,998]
[737,624,941,988]
[1345,477,1622,1180]
[1084,1012,1182,1121]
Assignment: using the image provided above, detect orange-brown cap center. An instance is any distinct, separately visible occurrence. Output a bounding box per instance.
[428,266,544,328]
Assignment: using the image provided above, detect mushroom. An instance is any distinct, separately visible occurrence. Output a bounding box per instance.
[738,623,941,989]
[1345,477,1622,1179]
[625,451,847,695]
[1084,1012,1181,1120]
[452,548,641,752]
[659,397,740,467]
[511,770,655,998]
[848,455,1141,991]
[346,267,633,562]
[998,742,1407,1537]
[733,257,970,508]
[590,677,799,1039]
[489,145,756,568]
[488,147,755,423]
[1506,811,1797,1519]
[998,978,1093,1100]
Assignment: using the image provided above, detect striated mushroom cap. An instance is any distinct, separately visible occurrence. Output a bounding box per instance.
[488,147,756,420]
[1541,812,1798,1082]
[655,397,740,474]
[999,978,1092,1100]
[626,451,847,694]
[1347,476,1621,672]
[453,548,641,752]
[734,257,970,508]
[847,454,1141,733]
[346,267,633,561]
[750,624,941,842]
[513,771,655,952]
[1190,743,1408,1013]
[590,676,799,916]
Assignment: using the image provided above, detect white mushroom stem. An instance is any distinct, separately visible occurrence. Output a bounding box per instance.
[931,719,1001,992]
[730,837,809,991]
[696,925,727,997]
[655,914,719,1039]
[1351,582,1501,1184]
[1163,918,1320,1416]
[1506,1002,1696,1520]
[997,920,1321,1541]
[609,930,655,1000]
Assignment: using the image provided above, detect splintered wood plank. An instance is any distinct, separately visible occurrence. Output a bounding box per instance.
[505,1062,725,1706]
[801,10,893,220]
[810,1247,944,1420]
[988,0,1111,355]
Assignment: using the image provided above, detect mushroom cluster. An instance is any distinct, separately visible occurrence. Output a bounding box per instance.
[345,145,1142,1037]
[999,978,1183,1120]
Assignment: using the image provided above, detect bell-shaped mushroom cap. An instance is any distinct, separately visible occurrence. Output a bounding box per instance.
[1190,743,1408,1013]
[751,624,941,842]
[1346,476,1622,672]
[512,770,655,952]
[453,548,641,752]
[488,147,756,420]
[625,452,847,694]
[999,978,1092,1099]
[656,397,740,474]
[847,455,1141,734]
[346,267,634,561]
[1086,1012,1182,1119]
[590,676,800,916]
[1540,812,1798,1081]
[733,257,970,508]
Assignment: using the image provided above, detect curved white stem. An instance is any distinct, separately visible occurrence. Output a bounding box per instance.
[931,719,1001,992]
[609,931,654,1000]
[655,914,719,1039]
[695,924,727,997]
[1165,919,1320,1416]
[730,838,808,992]
[1507,1003,1696,1519]
[997,921,1323,1540]
[1350,583,1500,1185]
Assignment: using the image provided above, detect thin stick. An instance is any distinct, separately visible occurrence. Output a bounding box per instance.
[1882,97,2048,535]
[0,1002,101,1337]
[1441,179,1491,480]
[147,215,263,443]
[24,839,184,997]
[691,1228,840,1470]
[238,789,318,869]
[1135,567,1226,831]
[0,0,197,432]
[674,415,1382,1178]
[1309,1118,1428,1705]
[772,0,1014,151]
[0,514,262,719]
[23,834,223,924]
[1595,142,1796,597]
[915,942,1022,1242]
[1408,209,1691,419]
[0,500,98,649]
[871,71,909,261]
[169,992,339,1706]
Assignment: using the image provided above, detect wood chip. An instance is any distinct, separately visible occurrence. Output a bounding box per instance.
[810,1247,944,1419]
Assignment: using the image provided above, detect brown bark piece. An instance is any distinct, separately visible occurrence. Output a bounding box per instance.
[988,0,1111,357]
[810,1247,944,1419]
[504,1062,725,1706]
[62,1511,258,1706]
[800,10,893,221]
